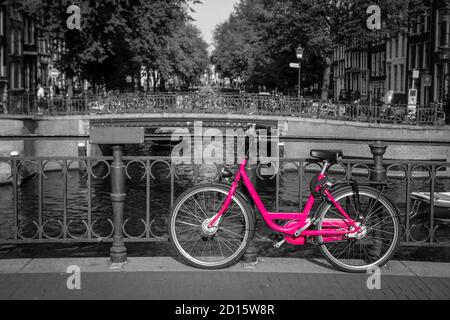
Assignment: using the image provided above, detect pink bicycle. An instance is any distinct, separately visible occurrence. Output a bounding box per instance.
[169,149,400,273]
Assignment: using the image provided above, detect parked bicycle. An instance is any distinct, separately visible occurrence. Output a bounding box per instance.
[168,126,400,272]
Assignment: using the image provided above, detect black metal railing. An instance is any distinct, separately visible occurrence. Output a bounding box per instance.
[2,93,446,126]
[0,154,449,246]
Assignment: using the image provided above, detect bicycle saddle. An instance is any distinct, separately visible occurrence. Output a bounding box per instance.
[310,150,343,163]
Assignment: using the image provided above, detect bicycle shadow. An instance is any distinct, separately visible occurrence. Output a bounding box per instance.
[305,258,338,272]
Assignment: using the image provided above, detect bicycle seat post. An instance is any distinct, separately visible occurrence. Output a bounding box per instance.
[320,161,330,176]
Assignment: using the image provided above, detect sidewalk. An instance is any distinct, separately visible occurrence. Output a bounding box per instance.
[0,257,449,300]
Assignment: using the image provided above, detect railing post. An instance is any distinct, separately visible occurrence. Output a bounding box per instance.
[110,144,128,268]
[434,103,438,125]
[393,105,397,125]
[369,141,387,182]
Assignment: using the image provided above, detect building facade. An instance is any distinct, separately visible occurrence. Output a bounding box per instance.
[0,5,7,107]
[330,0,450,110]
[386,32,408,103]
[332,41,369,101]
[0,5,60,112]
[431,0,449,108]
[368,38,387,104]
[407,7,432,105]
[332,45,345,100]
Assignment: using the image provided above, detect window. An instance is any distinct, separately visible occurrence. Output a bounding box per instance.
[0,46,4,77]
[389,41,392,59]
[14,63,19,89]
[400,64,405,92]
[394,65,398,91]
[437,9,449,49]
[388,65,392,89]
[0,9,3,36]
[25,65,30,90]
[434,64,442,101]
[24,19,29,43]
[10,31,14,54]
[410,44,416,69]
[30,21,35,44]
[395,37,399,58]
[425,10,430,32]
[417,43,423,69]
[371,54,376,77]
[417,16,424,34]
[17,30,22,54]
[10,63,23,89]
[409,19,415,34]
[403,36,407,57]
[10,64,14,88]
[18,64,22,89]
[423,42,429,69]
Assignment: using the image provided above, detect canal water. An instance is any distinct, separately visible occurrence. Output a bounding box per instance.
[0,141,449,259]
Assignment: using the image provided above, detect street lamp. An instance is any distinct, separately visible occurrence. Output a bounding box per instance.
[296,46,304,98]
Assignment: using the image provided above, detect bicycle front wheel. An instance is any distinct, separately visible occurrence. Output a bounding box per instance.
[316,186,400,273]
[169,185,254,269]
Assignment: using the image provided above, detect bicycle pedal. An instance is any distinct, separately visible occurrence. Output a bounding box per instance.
[273,239,286,248]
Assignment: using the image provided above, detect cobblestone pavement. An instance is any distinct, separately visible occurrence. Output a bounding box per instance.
[0,257,449,300]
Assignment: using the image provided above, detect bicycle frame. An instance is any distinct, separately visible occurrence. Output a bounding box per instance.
[208,159,361,244]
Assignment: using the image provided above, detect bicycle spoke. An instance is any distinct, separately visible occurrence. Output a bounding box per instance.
[179,205,204,223]
[192,196,209,219]
[200,237,212,258]
[219,227,245,239]
[215,235,225,258]
[217,234,241,251]
[176,220,202,228]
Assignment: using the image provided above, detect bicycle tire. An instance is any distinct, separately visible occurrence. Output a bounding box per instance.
[169,184,255,269]
[316,186,400,273]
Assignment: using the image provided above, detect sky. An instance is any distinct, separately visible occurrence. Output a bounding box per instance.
[191,0,239,50]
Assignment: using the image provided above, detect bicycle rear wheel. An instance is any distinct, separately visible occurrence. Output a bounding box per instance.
[169,185,254,269]
[316,186,400,273]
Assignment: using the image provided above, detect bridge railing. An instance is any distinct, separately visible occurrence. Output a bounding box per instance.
[0,150,449,247]
[3,93,446,126]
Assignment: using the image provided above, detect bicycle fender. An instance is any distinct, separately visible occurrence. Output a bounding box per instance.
[210,183,255,210]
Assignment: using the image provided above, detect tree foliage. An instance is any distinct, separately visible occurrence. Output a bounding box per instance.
[212,0,428,96]
[13,0,207,91]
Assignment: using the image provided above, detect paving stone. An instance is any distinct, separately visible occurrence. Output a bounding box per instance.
[1,259,450,300]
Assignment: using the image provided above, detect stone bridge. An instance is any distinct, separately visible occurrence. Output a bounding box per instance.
[0,112,450,163]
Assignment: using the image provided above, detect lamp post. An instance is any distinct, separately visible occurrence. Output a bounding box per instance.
[296,46,304,98]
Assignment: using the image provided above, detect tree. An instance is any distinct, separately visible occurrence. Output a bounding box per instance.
[212,0,428,97]
[211,0,277,91]
[15,0,202,92]
[170,23,209,88]
[275,0,427,99]
[143,22,208,91]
